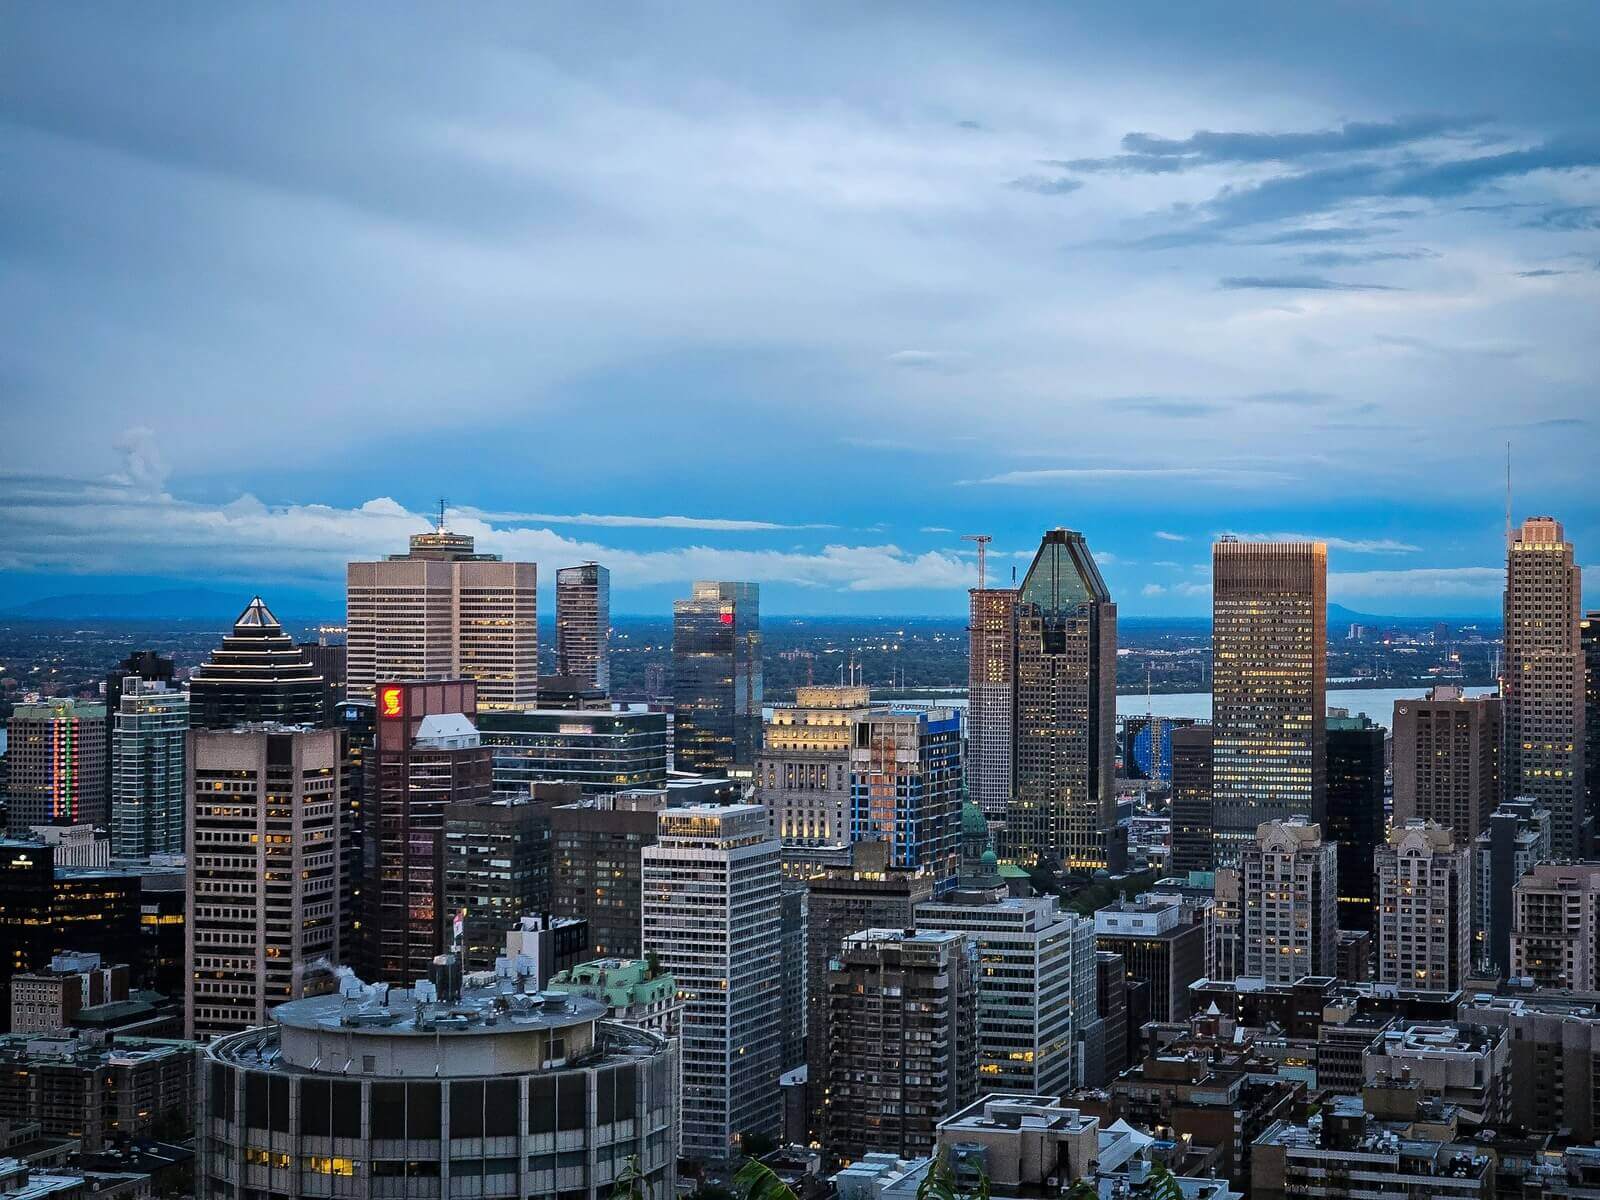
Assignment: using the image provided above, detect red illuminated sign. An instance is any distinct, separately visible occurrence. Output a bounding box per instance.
[380,686,404,719]
[720,610,734,625]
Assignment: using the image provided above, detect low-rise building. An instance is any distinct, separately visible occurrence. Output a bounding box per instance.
[9,953,129,1035]
[1361,1022,1508,1129]
[0,1032,193,1152]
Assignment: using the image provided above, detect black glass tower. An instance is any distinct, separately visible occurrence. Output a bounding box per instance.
[672,581,761,773]
[190,597,329,730]
[1325,713,1386,933]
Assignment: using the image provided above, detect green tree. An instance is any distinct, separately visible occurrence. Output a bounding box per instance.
[916,1149,991,1200]
[610,1156,646,1200]
[732,1158,799,1200]
[1064,1180,1099,1200]
[1143,1161,1184,1200]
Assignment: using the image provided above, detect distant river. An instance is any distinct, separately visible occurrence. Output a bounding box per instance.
[1113,685,1495,725]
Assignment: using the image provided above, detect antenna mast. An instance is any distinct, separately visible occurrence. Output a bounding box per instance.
[437,496,449,533]
[962,534,993,590]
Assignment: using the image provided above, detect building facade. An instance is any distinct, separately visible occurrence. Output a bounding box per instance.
[189,597,328,730]
[1510,862,1600,989]
[478,709,669,797]
[1502,516,1586,855]
[1376,820,1470,990]
[1240,819,1337,984]
[1391,686,1502,845]
[1170,725,1215,875]
[111,678,189,858]
[756,685,868,870]
[555,563,611,694]
[186,724,343,1041]
[5,700,106,834]
[850,707,962,889]
[640,805,782,1160]
[549,793,661,961]
[1211,539,1327,865]
[1094,897,1206,1022]
[1010,528,1117,870]
[1472,798,1552,975]
[442,793,554,973]
[967,587,1018,820]
[1325,713,1386,934]
[346,524,538,711]
[672,581,762,773]
[103,649,174,817]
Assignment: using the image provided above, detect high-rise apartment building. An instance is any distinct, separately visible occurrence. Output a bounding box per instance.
[1010,528,1117,870]
[346,522,538,711]
[672,581,761,773]
[917,884,1094,1096]
[1473,798,1552,976]
[850,707,962,889]
[1503,517,1586,855]
[366,680,493,983]
[110,679,188,858]
[103,650,173,815]
[189,597,328,730]
[825,928,976,1164]
[1511,862,1600,989]
[185,724,343,1041]
[1240,819,1337,984]
[1211,539,1327,865]
[1325,712,1386,933]
[967,587,1018,820]
[556,562,611,693]
[802,840,936,1134]
[641,804,782,1160]
[1376,820,1470,990]
[1169,725,1214,875]
[442,791,554,972]
[757,685,869,874]
[4,701,106,834]
[1392,686,1502,844]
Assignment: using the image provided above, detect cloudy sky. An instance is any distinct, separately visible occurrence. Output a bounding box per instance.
[3,2,1597,617]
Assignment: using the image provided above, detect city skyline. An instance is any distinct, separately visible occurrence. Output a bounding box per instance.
[2,5,1597,617]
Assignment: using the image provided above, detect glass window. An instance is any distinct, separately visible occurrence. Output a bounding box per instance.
[451,1080,485,1138]
[408,1082,441,1139]
[484,1080,517,1138]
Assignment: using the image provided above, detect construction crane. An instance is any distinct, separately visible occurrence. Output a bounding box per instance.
[961,533,992,590]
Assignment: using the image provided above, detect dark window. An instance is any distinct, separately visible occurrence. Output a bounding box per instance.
[372,1161,405,1178]
[406,1161,440,1178]
[616,1064,637,1116]
[450,1080,484,1138]
[371,1084,405,1137]
[528,1077,555,1133]
[211,1064,235,1122]
[557,1076,586,1131]
[449,1159,483,1178]
[244,1073,268,1129]
[332,1082,361,1139]
[269,1077,290,1132]
[484,1157,517,1175]
[301,1080,331,1136]
[484,1080,517,1138]
[596,1068,615,1124]
[407,1082,440,1139]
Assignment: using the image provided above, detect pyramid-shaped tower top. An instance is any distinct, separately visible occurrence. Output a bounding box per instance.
[1019,527,1110,616]
[234,595,282,630]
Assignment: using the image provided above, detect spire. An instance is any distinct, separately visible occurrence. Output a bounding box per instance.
[234,595,282,630]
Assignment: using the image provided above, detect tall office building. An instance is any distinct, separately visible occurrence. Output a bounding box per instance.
[1584,611,1600,833]
[189,597,328,730]
[756,685,869,874]
[1169,725,1214,874]
[346,521,538,711]
[1093,897,1205,1023]
[850,707,962,889]
[968,587,1018,820]
[1240,819,1337,984]
[1503,517,1586,856]
[1325,713,1386,934]
[0,839,56,1029]
[185,724,343,1041]
[366,680,493,983]
[1010,528,1117,870]
[4,701,106,834]
[110,679,188,858]
[550,792,661,961]
[479,708,670,796]
[556,563,611,693]
[802,841,936,1133]
[103,650,173,816]
[780,884,808,1073]
[824,928,976,1163]
[1211,539,1327,865]
[918,884,1095,1096]
[1392,686,1502,844]
[1510,863,1600,989]
[1376,820,1470,990]
[641,805,782,1160]
[672,581,762,773]
[442,792,554,973]
[1474,798,1552,976]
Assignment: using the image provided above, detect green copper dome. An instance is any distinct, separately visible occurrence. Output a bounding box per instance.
[961,801,990,836]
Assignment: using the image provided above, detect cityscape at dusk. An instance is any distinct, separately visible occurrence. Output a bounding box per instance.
[1,4,1598,1200]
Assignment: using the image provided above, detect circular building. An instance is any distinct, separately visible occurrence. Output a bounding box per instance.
[197,968,676,1199]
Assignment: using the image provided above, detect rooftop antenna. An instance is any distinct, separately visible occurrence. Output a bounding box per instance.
[961,534,992,590]
[437,497,450,533]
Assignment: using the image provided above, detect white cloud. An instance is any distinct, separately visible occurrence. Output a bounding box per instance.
[964,467,1293,487]
[1154,530,1188,542]
[1141,583,1167,596]
[1330,566,1501,598]
[1222,531,1423,554]
[920,526,954,534]
[464,507,830,532]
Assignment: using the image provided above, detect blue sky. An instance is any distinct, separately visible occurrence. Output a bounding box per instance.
[2,2,1597,617]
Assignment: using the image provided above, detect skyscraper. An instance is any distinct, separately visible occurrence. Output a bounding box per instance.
[672,581,761,773]
[1503,517,1586,856]
[849,707,962,889]
[1169,725,1214,875]
[5,700,106,834]
[1392,686,1502,844]
[556,562,611,693]
[967,587,1018,820]
[1211,539,1327,865]
[1473,798,1552,976]
[756,685,869,875]
[103,650,173,816]
[1584,611,1600,834]
[189,596,328,730]
[549,792,661,960]
[185,724,343,1041]
[110,678,188,858]
[1240,819,1337,984]
[1511,862,1600,989]
[1010,528,1116,870]
[442,791,554,972]
[1376,820,1470,990]
[641,804,782,1160]
[346,521,538,711]
[366,679,493,983]
[1325,712,1386,934]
